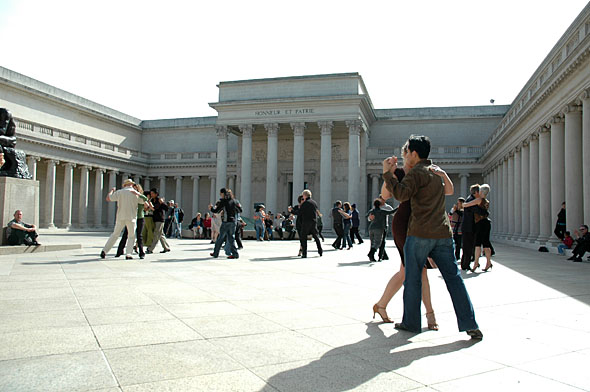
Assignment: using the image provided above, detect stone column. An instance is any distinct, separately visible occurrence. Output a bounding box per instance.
[26,156,40,181]
[564,104,583,233]
[291,122,306,203]
[529,133,540,242]
[520,140,530,241]
[371,174,380,202]
[581,91,590,224]
[107,170,118,227]
[45,159,58,228]
[175,176,182,206]
[507,153,515,239]
[228,175,235,193]
[94,168,104,228]
[144,177,151,191]
[239,124,253,218]
[215,126,228,189]
[538,126,552,243]
[134,175,141,187]
[78,165,90,228]
[318,121,333,221]
[513,147,522,239]
[121,173,129,188]
[501,158,508,237]
[158,176,166,200]
[62,162,75,229]
[265,123,279,213]
[209,176,216,204]
[550,115,565,241]
[489,167,496,234]
[459,173,469,197]
[494,166,500,235]
[192,176,200,217]
[346,120,362,204]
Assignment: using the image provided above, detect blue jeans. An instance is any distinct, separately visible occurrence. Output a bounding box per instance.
[255,225,264,240]
[557,244,569,254]
[342,222,353,248]
[265,227,273,240]
[213,221,238,257]
[402,236,478,332]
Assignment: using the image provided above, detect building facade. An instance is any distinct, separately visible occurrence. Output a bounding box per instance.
[1,3,589,248]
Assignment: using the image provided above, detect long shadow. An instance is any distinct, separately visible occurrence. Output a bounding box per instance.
[150,257,213,263]
[337,260,375,267]
[249,256,306,262]
[20,258,99,265]
[260,323,478,392]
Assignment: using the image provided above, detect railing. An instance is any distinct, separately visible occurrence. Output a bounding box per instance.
[368,145,485,160]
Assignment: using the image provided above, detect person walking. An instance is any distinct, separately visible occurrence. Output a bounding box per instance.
[350,203,363,244]
[366,198,395,262]
[554,202,566,240]
[146,189,171,254]
[331,201,344,249]
[382,135,482,339]
[298,190,323,258]
[449,197,465,261]
[340,202,354,250]
[100,179,144,260]
[209,188,242,259]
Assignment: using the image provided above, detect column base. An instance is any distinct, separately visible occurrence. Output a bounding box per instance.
[535,235,551,245]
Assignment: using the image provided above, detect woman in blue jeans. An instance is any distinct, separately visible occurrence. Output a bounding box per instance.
[253,205,265,241]
[340,202,354,250]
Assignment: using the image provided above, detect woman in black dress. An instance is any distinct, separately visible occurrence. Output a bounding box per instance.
[372,143,454,330]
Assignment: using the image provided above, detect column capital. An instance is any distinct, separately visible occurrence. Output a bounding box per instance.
[580,89,590,101]
[509,150,515,158]
[521,138,529,147]
[94,167,106,173]
[26,155,40,162]
[158,176,166,180]
[63,162,76,168]
[174,175,183,181]
[191,175,200,181]
[108,169,119,175]
[45,159,59,165]
[345,120,362,135]
[215,125,228,139]
[370,173,381,180]
[458,172,470,178]
[317,121,334,135]
[239,124,254,138]
[208,175,215,180]
[538,125,550,134]
[548,114,564,126]
[515,145,521,153]
[563,103,582,114]
[264,123,279,137]
[290,122,306,137]
[79,165,92,171]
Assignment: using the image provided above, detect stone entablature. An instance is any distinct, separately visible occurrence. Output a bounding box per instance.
[481,2,590,163]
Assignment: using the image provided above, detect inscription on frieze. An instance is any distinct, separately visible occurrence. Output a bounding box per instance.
[254,108,315,117]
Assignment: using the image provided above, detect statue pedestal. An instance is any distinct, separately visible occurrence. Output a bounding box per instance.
[0,177,39,245]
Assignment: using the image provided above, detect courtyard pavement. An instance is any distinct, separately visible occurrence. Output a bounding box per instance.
[0,230,589,391]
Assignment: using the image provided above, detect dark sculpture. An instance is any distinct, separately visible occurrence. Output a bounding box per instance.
[0,108,32,179]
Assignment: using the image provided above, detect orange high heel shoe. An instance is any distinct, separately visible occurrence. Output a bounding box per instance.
[372,304,393,323]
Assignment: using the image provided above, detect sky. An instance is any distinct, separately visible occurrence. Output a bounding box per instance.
[0,0,588,120]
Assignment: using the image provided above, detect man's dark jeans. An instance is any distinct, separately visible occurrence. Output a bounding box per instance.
[332,224,344,248]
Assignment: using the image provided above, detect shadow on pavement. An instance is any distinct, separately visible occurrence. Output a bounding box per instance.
[260,323,478,392]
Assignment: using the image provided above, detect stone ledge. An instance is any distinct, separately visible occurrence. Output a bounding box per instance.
[0,243,81,256]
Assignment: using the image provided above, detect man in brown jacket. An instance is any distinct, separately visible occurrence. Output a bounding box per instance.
[382,135,482,339]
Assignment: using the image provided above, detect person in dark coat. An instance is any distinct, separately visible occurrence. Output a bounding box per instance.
[298,190,323,258]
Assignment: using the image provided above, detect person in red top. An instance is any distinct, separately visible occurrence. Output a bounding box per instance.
[558,231,574,255]
[203,213,212,239]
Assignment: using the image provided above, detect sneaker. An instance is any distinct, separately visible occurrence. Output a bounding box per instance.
[467,329,483,340]
[100,251,106,259]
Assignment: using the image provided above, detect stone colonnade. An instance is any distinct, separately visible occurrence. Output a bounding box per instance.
[217,120,365,220]
[24,158,227,229]
[485,90,590,244]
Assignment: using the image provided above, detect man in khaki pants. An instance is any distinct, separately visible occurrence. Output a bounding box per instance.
[100,179,143,260]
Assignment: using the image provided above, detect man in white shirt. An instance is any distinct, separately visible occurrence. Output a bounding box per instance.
[100,179,143,260]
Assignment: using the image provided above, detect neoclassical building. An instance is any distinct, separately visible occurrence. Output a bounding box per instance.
[1,3,589,248]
